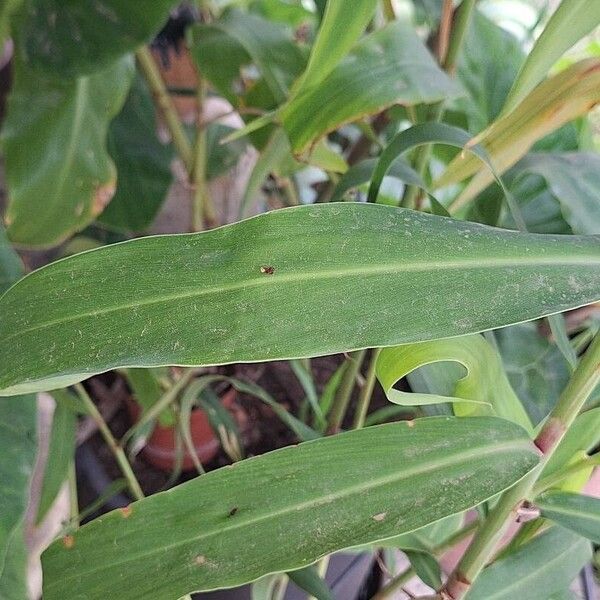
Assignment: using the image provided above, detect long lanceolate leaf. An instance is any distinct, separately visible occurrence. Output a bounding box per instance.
[537,492,600,543]
[503,0,600,114]
[2,203,600,395]
[41,417,540,600]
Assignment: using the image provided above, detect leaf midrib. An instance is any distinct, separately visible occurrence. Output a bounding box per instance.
[3,252,599,344]
[48,437,535,586]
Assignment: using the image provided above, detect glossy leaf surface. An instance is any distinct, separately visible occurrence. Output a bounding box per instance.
[42,417,539,600]
[2,56,133,246]
[3,203,600,395]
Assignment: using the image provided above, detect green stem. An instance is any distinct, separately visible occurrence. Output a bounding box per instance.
[353,348,381,429]
[441,332,600,600]
[191,79,216,230]
[400,0,476,209]
[68,460,79,528]
[135,47,193,171]
[123,368,199,446]
[74,383,144,501]
[327,350,366,433]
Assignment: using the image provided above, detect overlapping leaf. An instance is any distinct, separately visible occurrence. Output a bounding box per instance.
[42,417,539,600]
[281,22,463,154]
[503,0,600,114]
[438,58,600,205]
[3,204,600,395]
[376,334,532,431]
[467,527,591,600]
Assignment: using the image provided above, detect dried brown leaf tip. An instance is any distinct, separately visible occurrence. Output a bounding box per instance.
[260,265,275,275]
[62,535,75,549]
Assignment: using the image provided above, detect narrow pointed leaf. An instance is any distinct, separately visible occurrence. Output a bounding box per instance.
[503,0,600,114]
[2,56,133,247]
[405,550,442,590]
[290,0,378,98]
[3,203,600,395]
[281,22,463,154]
[437,59,600,205]
[466,527,591,600]
[287,566,333,600]
[538,492,600,543]
[41,416,540,600]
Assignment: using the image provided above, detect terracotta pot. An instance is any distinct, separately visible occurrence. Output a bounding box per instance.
[126,387,237,472]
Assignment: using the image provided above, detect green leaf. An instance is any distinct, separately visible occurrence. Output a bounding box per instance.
[0,395,37,589]
[457,10,525,132]
[281,22,463,154]
[511,153,600,235]
[0,225,23,294]
[287,565,333,600]
[291,0,377,98]
[16,0,176,78]
[466,527,591,600]
[0,0,22,46]
[496,323,570,426]
[537,492,600,543]
[290,360,326,429]
[191,9,306,107]
[0,522,29,600]
[405,550,442,590]
[41,416,540,600]
[331,157,424,204]
[547,313,577,370]
[368,123,505,206]
[100,74,173,232]
[3,203,600,395]
[503,0,600,114]
[36,397,76,524]
[376,334,532,432]
[2,56,134,247]
[437,58,600,205]
[541,407,600,482]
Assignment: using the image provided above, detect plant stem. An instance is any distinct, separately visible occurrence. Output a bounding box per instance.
[123,368,199,445]
[441,332,600,600]
[401,0,476,208]
[191,78,216,230]
[327,350,366,433]
[74,383,144,502]
[68,460,79,528]
[136,47,193,171]
[353,348,382,429]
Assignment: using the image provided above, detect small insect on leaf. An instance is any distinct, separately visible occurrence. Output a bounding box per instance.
[260,266,275,275]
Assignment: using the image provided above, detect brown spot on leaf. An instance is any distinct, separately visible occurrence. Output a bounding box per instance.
[372,512,387,522]
[92,180,116,216]
[120,505,132,518]
[260,266,275,275]
[406,421,415,428]
[228,507,238,517]
[194,555,206,566]
[62,535,75,549]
